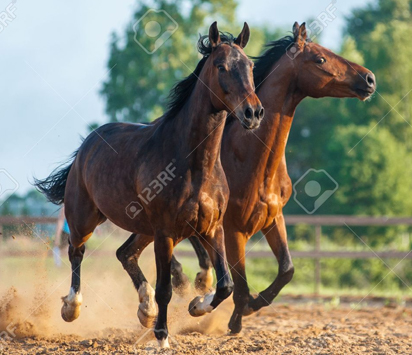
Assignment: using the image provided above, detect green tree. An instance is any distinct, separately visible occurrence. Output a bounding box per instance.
[286,0,412,220]
[327,124,412,216]
[101,0,240,123]
[346,0,412,147]
[100,0,279,123]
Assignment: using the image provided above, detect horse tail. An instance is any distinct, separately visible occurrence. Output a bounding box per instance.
[33,149,79,205]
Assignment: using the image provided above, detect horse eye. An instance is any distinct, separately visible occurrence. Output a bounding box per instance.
[317,57,326,64]
[217,65,226,72]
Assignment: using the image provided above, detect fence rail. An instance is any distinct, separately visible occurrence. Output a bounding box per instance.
[1,215,411,293]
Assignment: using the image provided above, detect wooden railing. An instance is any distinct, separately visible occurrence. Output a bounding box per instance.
[177,215,412,294]
[1,215,412,293]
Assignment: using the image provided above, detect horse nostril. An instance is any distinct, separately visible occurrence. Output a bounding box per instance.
[244,107,253,120]
[366,73,375,88]
[256,107,265,120]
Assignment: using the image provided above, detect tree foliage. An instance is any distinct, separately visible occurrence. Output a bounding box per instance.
[285,0,412,222]
[100,0,412,253]
[100,0,279,123]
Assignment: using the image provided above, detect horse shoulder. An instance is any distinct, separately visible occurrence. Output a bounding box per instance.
[276,157,292,205]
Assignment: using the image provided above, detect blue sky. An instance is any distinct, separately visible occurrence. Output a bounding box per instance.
[0,0,373,197]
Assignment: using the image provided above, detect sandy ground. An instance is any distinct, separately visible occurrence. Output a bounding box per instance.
[1,291,412,354]
[1,237,411,354]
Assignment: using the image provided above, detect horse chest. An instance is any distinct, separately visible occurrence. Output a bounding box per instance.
[241,192,282,235]
[177,191,225,237]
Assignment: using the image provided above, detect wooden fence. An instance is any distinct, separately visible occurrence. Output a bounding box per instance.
[1,215,412,293]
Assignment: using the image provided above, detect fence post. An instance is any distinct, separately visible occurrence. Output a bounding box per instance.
[314,225,321,295]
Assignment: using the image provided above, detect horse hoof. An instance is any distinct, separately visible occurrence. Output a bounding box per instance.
[229,326,242,335]
[61,288,82,322]
[137,308,156,328]
[228,313,243,334]
[188,293,214,317]
[195,268,214,294]
[157,336,170,348]
[137,282,157,328]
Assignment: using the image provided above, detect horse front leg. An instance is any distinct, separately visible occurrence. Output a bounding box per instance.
[246,213,294,313]
[153,233,174,348]
[116,233,156,328]
[226,231,250,334]
[188,225,233,317]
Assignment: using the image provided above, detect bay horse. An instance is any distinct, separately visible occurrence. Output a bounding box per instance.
[35,22,264,347]
[158,22,377,332]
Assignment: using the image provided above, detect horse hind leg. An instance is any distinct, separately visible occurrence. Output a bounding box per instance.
[189,236,214,294]
[61,201,104,322]
[170,254,191,296]
[170,235,213,296]
[116,233,157,328]
[61,242,85,322]
[170,236,213,296]
[61,230,93,322]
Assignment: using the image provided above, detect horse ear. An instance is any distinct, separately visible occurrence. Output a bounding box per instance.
[299,22,307,43]
[209,21,221,48]
[292,22,300,39]
[234,22,250,49]
[293,21,307,47]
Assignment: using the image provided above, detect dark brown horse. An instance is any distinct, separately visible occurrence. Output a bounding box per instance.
[132,22,376,333]
[35,22,264,347]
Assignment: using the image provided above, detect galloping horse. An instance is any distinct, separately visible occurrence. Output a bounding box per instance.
[35,22,264,347]
[168,22,376,333]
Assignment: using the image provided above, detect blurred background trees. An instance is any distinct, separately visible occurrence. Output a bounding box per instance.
[100,0,279,123]
[100,0,412,218]
[286,0,412,224]
[100,0,412,293]
[3,0,412,295]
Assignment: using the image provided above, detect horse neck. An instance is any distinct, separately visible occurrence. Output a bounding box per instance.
[246,63,304,181]
[172,81,227,175]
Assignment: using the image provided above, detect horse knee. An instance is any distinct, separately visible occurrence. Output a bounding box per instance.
[233,286,249,306]
[155,284,173,305]
[116,246,126,264]
[280,264,294,285]
[68,244,85,260]
[68,231,91,249]
[216,280,234,301]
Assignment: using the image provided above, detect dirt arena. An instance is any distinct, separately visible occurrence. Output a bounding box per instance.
[1,237,411,354]
[1,298,411,355]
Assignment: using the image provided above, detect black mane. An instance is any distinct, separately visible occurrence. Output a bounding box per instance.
[252,35,311,90]
[225,34,310,126]
[163,32,235,120]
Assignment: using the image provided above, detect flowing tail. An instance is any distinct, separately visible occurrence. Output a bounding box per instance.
[33,150,79,205]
